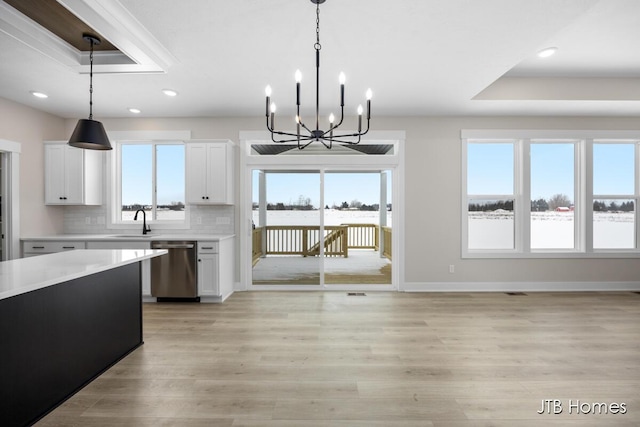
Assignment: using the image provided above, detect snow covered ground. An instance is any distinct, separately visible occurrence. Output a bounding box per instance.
[469,211,634,249]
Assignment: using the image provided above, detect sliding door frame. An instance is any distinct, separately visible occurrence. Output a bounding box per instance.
[238,131,405,292]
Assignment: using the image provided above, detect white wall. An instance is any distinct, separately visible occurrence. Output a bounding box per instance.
[0,97,66,236]
[86,115,640,289]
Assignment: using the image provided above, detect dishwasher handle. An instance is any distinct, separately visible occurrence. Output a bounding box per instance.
[152,243,195,249]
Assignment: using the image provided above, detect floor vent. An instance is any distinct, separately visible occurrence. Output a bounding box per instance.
[347,292,367,296]
[505,292,527,296]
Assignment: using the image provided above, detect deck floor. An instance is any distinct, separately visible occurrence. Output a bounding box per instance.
[252,249,391,285]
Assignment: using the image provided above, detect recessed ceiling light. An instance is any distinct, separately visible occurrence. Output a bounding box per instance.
[30,91,48,98]
[128,108,141,114]
[162,89,178,97]
[537,47,558,58]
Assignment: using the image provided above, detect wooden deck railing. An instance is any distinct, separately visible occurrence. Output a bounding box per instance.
[342,223,379,249]
[252,227,263,266]
[252,223,391,259]
[381,226,392,260]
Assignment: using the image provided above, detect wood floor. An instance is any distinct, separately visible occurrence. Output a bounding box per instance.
[37,291,640,426]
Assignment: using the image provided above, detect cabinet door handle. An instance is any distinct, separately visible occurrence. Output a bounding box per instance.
[62,246,75,249]
[32,246,45,249]
[202,247,213,250]
[198,259,201,262]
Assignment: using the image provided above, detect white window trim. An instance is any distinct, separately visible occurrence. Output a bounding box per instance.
[105,130,192,231]
[461,130,640,259]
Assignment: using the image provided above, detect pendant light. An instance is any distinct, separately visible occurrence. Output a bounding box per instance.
[68,33,112,150]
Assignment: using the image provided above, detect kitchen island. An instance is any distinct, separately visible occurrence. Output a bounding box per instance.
[0,249,167,427]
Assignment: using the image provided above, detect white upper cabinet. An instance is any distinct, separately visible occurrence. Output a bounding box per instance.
[44,142,103,205]
[186,140,234,205]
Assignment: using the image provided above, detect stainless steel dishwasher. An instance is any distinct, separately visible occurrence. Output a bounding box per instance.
[150,241,198,301]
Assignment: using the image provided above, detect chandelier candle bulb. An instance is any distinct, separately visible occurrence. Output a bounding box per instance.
[265,85,272,118]
[366,89,372,119]
[357,104,363,132]
[270,103,276,129]
[339,72,346,106]
[295,70,302,106]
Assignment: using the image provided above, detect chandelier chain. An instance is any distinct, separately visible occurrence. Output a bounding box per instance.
[315,3,321,51]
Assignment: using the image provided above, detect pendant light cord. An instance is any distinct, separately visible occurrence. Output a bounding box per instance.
[89,38,94,120]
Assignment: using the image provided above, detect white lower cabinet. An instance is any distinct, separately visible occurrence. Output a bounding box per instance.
[197,242,219,297]
[197,239,234,301]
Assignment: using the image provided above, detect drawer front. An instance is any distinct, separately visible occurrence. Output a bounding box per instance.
[198,241,219,254]
[24,241,86,253]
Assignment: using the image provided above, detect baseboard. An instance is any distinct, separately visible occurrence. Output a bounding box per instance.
[402,281,640,292]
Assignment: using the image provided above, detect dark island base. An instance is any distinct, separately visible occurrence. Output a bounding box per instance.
[0,262,142,427]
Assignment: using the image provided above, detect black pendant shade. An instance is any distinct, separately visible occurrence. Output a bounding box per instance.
[68,118,111,150]
[68,33,112,150]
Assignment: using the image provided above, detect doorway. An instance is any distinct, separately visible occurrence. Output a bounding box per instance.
[240,131,404,291]
[251,170,393,287]
[0,139,21,261]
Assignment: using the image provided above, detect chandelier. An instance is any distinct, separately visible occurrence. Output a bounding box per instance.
[264,0,372,149]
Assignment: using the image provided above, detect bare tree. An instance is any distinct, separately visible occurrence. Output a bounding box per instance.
[548,193,571,210]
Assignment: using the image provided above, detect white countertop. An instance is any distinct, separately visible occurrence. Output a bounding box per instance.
[21,234,235,242]
[0,249,167,301]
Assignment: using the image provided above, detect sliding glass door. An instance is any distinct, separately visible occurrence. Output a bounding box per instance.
[251,169,392,287]
[251,170,321,286]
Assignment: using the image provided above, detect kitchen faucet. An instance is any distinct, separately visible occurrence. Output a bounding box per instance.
[133,209,151,235]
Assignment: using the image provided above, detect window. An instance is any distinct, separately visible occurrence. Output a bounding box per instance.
[530,142,576,250]
[593,142,636,249]
[118,142,186,223]
[467,143,515,250]
[462,132,640,257]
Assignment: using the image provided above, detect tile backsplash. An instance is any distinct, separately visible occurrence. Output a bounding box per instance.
[63,205,235,235]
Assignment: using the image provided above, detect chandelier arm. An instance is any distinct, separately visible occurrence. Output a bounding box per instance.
[270,132,315,144]
[271,129,309,138]
[297,118,314,135]
[318,138,333,149]
[330,129,370,140]
[323,137,360,145]
[298,139,316,150]
[328,105,346,132]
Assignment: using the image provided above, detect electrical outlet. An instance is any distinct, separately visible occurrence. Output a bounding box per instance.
[85,217,91,225]
[449,264,455,274]
[197,216,202,225]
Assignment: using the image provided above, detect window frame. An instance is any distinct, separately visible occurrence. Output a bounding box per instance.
[589,139,639,252]
[464,139,520,254]
[109,140,190,230]
[461,130,640,258]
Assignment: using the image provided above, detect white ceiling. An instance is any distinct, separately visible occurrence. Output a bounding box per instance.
[2,0,640,119]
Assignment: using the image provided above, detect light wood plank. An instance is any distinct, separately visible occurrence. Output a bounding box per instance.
[35,291,640,425]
